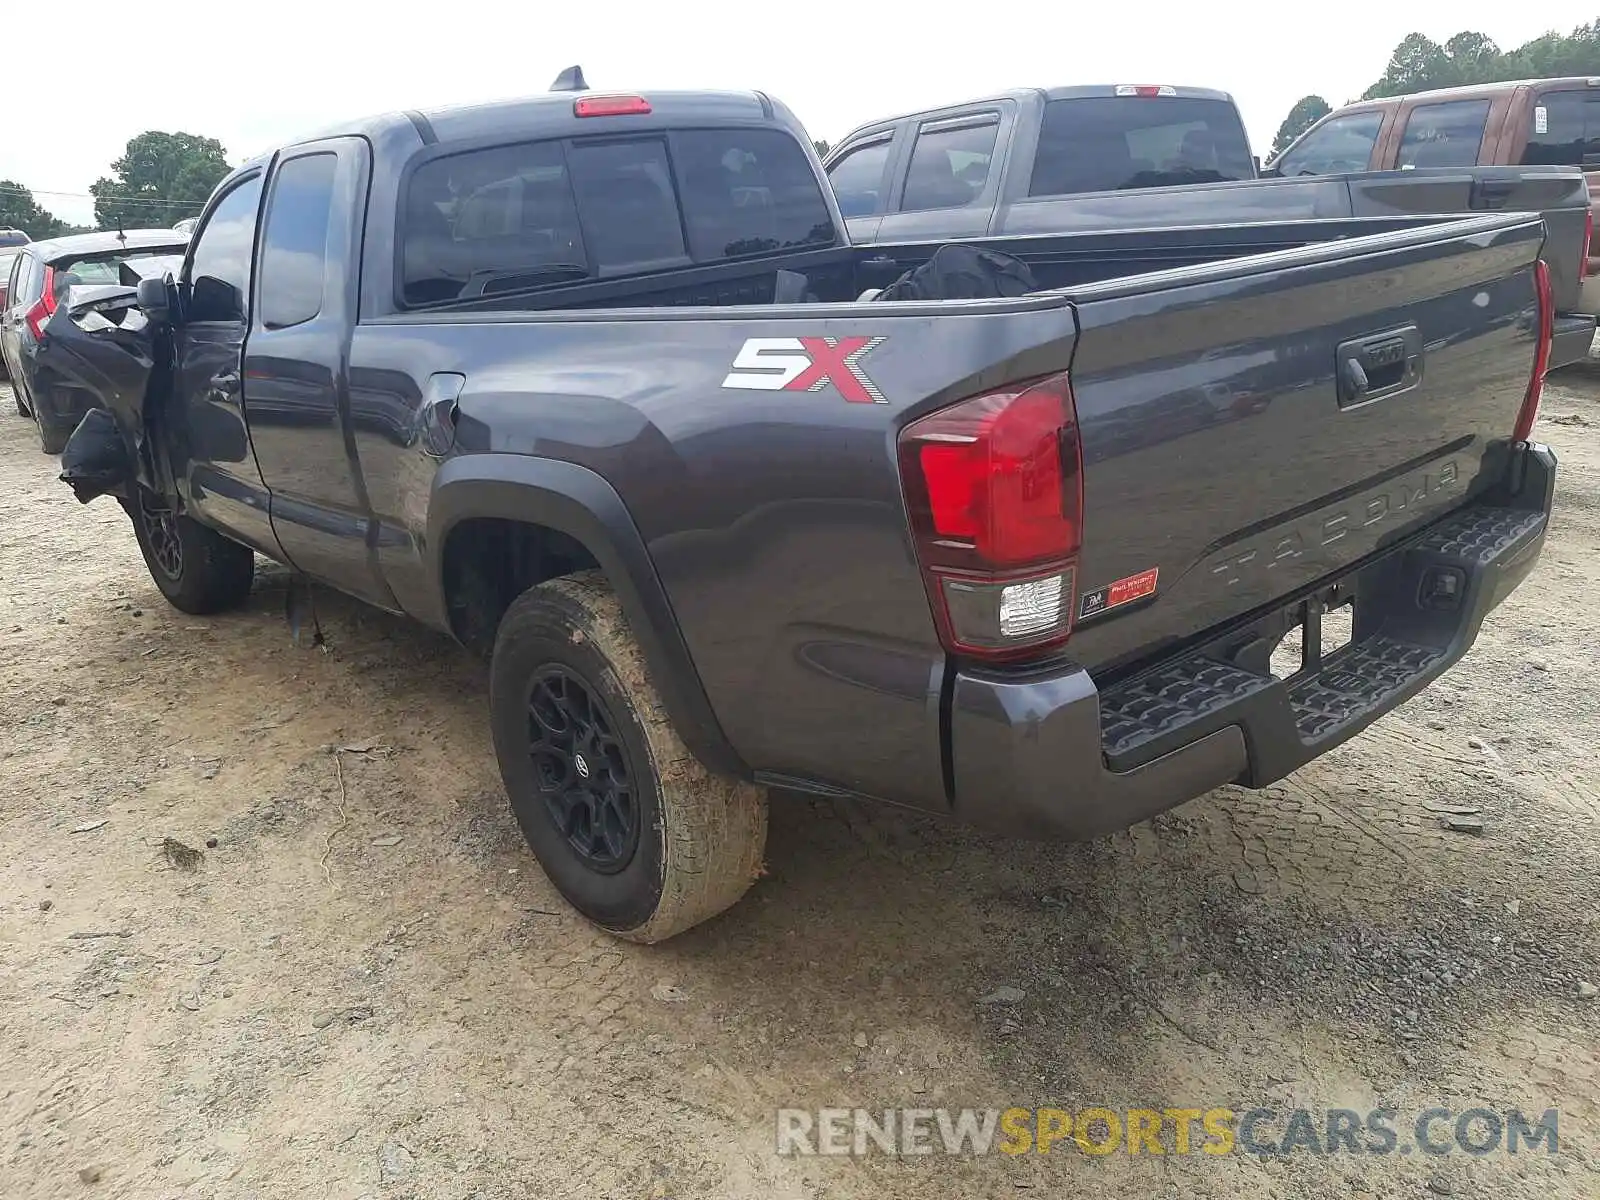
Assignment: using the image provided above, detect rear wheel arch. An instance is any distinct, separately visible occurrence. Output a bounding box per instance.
[428,455,746,778]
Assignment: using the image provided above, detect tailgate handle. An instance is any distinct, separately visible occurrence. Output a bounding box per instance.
[1336,325,1422,409]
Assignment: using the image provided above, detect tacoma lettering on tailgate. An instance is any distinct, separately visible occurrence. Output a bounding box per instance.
[1210,461,1459,588]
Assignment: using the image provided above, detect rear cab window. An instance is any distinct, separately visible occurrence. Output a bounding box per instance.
[400,126,836,307]
[1523,90,1600,166]
[1396,100,1490,168]
[1029,95,1254,196]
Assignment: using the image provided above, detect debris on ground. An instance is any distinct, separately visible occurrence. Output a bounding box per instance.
[377,1141,414,1182]
[70,820,107,834]
[160,838,204,872]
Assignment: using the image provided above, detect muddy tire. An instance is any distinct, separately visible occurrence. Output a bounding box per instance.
[490,570,767,943]
[128,491,256,614]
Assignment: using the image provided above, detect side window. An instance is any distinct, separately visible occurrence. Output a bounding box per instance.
[1523,91,1600,166]
[187,174,265,323]
[24,253,45,303]
[1396,100,1490,168]
[901,118,1000,212]
[826,138,893,217]
[1274,112,1384,177]
[258,154,338,329]
[6,253,25,304]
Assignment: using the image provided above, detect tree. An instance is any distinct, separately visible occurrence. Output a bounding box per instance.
[813,139,831,159]
[0,181,72,238]
[90,131,231,231]
[1270,96,1331,157]
[1362,22,1600,100]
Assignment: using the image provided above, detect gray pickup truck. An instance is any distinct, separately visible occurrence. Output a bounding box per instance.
[52,86,1556,942]
[827,84,1597,368]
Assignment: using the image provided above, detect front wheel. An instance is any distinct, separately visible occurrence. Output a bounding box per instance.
[490,571,768,943]
[128,491,256,614]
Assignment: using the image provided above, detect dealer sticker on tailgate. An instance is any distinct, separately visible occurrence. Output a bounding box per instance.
[1079,567,1159,620]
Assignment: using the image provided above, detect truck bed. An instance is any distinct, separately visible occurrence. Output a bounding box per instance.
[360,210,1549,815]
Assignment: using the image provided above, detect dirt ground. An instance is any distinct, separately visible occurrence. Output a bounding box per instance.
[2,375,1598,1200]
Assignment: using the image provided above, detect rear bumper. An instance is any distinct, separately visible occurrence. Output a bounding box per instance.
[948,444,1556,840]
[1551,312,1597,370]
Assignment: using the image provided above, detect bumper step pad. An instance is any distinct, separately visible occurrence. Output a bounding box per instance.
[1100,658,1274,760]
[1287,635,1442,741]
[1414,505,1547,565]
[1096,493,1550,776]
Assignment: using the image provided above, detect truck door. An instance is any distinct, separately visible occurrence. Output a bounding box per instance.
[244,138,398,609]
[873,108,1010,242]
[170,171,281,557]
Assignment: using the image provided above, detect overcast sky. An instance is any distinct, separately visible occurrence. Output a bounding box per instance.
[6,1,1600,227]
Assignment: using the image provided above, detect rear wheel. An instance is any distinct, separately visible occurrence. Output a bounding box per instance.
[490,571,767,942]
[128,490,256,614]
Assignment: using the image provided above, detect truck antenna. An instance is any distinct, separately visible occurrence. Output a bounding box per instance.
[550,65,588,92]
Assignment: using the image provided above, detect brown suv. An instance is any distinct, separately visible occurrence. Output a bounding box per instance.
[1271,78,1600,305]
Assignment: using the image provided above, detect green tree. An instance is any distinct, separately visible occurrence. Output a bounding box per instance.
[813,139,831,159]
[1362,22,1600,99]
[0,181,72,238]
[1270,95,1332,157]
[90,131,231,231]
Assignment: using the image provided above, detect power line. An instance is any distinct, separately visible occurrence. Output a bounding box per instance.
[0,181,208,210]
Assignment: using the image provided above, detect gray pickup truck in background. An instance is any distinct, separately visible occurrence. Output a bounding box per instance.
[49,85,1557,943]
[826,84,1597,367]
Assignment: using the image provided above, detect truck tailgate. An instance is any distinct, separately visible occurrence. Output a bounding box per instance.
[1063,212,1545,673]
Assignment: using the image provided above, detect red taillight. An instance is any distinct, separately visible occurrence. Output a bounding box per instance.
[574,95,652,117]
[1115,85,1178,98]
[1514,259,1553,443]
[899,373,1083,661]
[24,266,56,341]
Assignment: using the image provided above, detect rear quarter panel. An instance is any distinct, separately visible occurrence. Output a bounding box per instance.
[362,299,1078,810]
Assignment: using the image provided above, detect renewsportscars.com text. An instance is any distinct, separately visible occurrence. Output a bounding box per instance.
[775,1106,1560,1158]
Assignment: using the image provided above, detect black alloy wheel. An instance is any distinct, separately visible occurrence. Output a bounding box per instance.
[136,493,184,580]
[525,665,640,873]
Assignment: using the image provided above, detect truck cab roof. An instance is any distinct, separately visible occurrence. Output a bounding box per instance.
[836,85,1239,140]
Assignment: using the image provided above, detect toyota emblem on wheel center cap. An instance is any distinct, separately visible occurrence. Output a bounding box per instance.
[574,753,591,780]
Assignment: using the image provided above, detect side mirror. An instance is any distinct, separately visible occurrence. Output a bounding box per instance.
[136,276,171,327]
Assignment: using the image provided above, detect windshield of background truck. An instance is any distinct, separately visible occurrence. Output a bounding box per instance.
[1028,96,1254,196]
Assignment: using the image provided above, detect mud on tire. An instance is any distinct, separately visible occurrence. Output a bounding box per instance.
[490,570,767,943]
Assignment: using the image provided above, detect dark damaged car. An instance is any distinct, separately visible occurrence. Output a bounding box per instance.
[50,85,1556,941]
[2,229,187,451]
